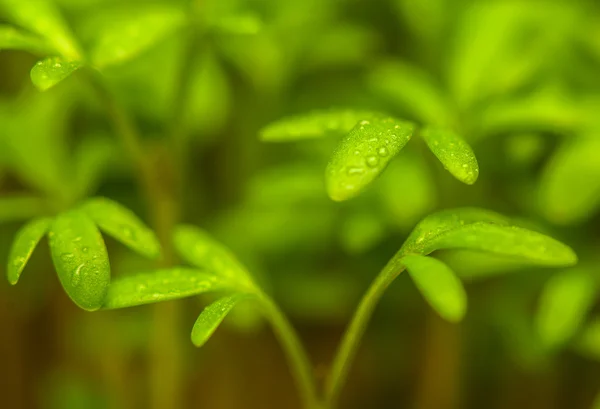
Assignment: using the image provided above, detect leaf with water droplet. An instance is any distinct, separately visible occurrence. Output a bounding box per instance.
[403,255,467,322]
[538,133,600,225]
[0,0,81,58]
[0,24,53,54]
[87,5,186,68]
[536,269,597,349]
[7,217,52,285]
[260,109,379,142]
[326,116,414,201]
[48,210,110,311]
[174,225,253,287]
[191,293,254,347]
[82,197,161,260]
[103,267,231,309]
[30,57,82,91]
[420,126,479,185]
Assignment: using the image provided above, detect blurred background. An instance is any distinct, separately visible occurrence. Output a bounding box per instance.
[1,0,600,408]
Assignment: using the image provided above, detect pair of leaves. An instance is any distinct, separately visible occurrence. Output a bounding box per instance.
[386,208,577,323]
[7,197,161,310]
[260,109,479,201]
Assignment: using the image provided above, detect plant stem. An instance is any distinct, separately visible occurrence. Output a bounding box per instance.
[324,263,406,408]
[259,294,320,409]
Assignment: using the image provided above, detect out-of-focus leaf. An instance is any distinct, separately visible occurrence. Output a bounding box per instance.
[213,13,262,35]
[71,134,118,198]
[368,60,452,126]
[575,318,600,361]
[30,56,82,91]
[0,24,52,53]
[504,133,545,167]
[82,197,161,260]
[538,133,600,225]
[191,293,253,347]
[393,0,449,46]
[326,116,414,201]
[378,152,437,230]
[260,109,378,142]
[594,391,600,409]
[174,225,253,287]
[48,209,110,311]
[536,270,597,349]
[0,0,81,58]
[0,195,47,224]
[103,268,230,309]
[403,254,467,322]
[87,5,186,68]
[7,217,52,285]
[339,211,386,254]
[420,126,479,184]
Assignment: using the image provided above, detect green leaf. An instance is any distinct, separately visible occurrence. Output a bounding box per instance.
[103,268,230,309]
[173,225,253,287]
[427,223,578,267]
[30,57,82,91]
[538,133,600,225]
[48,209,111,311]
[402,254,467,322]
[536,270,597,349]
[7,217,52,285]
[213,13,262,35]
[259,109,378,142]
[0,0,81,58]
[191,293,253,347]
[88,5,186,68]
[0,24,52,53]
[420,127,479,185]
[368,60,453,126]
[0,195,47,224]
[71,134,118,199]
[325,116,414,201]
[82,197,161,260]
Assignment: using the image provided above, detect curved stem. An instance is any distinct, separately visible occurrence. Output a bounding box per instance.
[324,263,406,408]
[259,294,320,409]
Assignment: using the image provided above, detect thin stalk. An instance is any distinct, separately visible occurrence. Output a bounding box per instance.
[324,263,406,408]
[259,294,320,409]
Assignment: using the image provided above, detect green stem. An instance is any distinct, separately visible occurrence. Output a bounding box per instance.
[324,263,406,408]
[259,294,320,409]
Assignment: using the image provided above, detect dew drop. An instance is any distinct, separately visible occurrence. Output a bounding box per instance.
[347,167,364,176]
[82,247,89,253]
[366,156,379,168]
[354,150,361,156]
[378,147,389,157]
[61,253,74,262]
[72,264,84,287]
[122,226,134,239]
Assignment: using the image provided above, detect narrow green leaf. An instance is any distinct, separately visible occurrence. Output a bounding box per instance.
[0,24,53,54]
[7,217,52,285]
[82,197,161,260]
[191,293,253,347]
[173,225,252,286]
[368,60,452,126]
[325,116,414,201]
[88,5,186,68]
[260,109,378,142]
[48,210,110,311]
[0,0,81,58]
[103,268,230,309]
[403,255,467,322]
[536,270,597,348]
[538,133,600,225]
[30,57,82,91]
[420,127,479,185]
[428,223,578,267]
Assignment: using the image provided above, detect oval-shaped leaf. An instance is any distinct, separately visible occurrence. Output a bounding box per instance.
[82,197,161,260]
[48,210,110,311]
[88,5,186,68]
[0,0,81,58]
[0,24,52,54]
[325,116,414,201]
[420,127,479,185]
[536,270,597,349]
[403,254,467,322]
[259,109,378,142]
[191,293,253,347]
[7,217,52,285]
[103,267,230,310]
[173,225,253,286]
[30,57,82,91]
[429,223,578,267]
